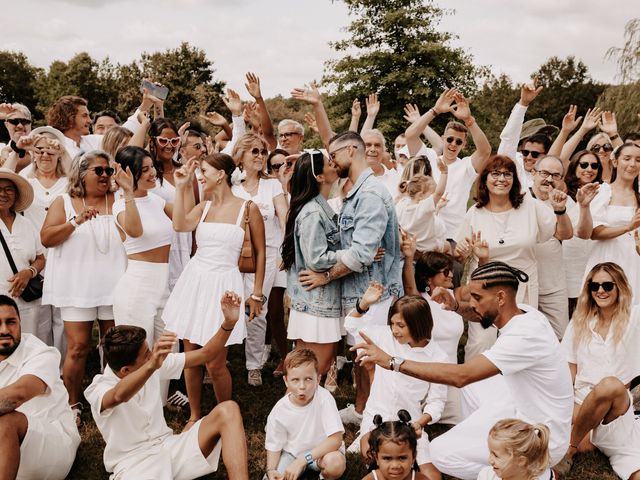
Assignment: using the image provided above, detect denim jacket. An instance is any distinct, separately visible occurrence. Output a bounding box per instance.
[338,168,403,311]
[286,194,342,317]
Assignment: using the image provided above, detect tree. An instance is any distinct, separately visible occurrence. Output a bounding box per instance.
[322,0,482,139]
[0,51,41,117]
[471,73,519,148]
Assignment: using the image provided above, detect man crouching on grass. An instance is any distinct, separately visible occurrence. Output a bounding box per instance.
[85,291,249,480]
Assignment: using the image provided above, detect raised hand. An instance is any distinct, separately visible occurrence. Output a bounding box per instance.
[561,105,582,133]
[303,112,319,133]
[174,158,197,188]
[454,238,472,262]
[576,182,600,207]
[550,189,568,212]
[365,93,380,116]
[433,88,458,115]
[519,76,543,107]
[0,103,17,120]
[360,281,385,310]
[16,133,43,151]
[469,230,489,263]
[220,291,241,327]
[580,107,602,132]
[201,111,228,127]
[222,88,243,117]
[451,91,472,121]
[276,162,293,189]
[403,103,421,124]
[430,286,457,310]
[244,72,263,100]
[351,98,361,117]
[400,228,417,260]
[291,82,321,105]
[136,109,151,126]
[149,332,178,370]
[114,165,135,194]
[436,157,448,174]
[600,111,618,137]
[178,121,191,140]
[435,192,449,214]
[243,102,261,130]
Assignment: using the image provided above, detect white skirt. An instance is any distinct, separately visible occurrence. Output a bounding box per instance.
[287,309,343,343]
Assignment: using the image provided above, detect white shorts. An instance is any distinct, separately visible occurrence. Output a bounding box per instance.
[591,396,640,480]
[273,267,287,289]
[113,419,221,480]
[287,309,343,343]
[60,305,114,322]
[18,415,80,480]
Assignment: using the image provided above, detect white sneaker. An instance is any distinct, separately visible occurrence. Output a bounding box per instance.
[248,369,263,387]
[346,438,361,454]
[339,403,363,425]
[261,344,272,366]
[167,390,189,407]
[336,355,350,371]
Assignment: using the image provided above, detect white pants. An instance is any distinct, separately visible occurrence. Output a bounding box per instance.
[538,289,569,340]
[244,247,278,370]
[112,260,169,347]
[16,297,52,346]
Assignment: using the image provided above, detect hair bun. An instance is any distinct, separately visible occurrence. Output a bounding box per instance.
[397,409,412,424]
[373,414,383,426]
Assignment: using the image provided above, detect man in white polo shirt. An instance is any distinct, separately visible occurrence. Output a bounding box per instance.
[0,294,80,479]
[352,261,574,479]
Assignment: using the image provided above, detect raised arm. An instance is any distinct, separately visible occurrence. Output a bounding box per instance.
[201,111,233,141]
[498,78,543,160]
[432,158,449,206]
[549,105,581,164]
[245,72,277,150]
[128,111,151,148]
[349,98,361,132]
[550,190,573,241]
[574,183,599,239]
[172,161,203,232]
[361,93,379,133]
[113,166,142,238]
[450,92,491,172]
[600,111,624,149]
[291,82,334,148]
[560,108,601,161]
[220,89,247,155]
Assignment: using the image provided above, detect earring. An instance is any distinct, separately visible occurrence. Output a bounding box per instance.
[217,178,222,184]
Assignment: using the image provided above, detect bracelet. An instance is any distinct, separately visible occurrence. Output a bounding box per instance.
[609,133,620,141]
[220,323,234,332]
[324,271,331,282]
[554,208,567,215]
[124,197,135,204]
[355,299,369,315]
[250,293,267,304]
[464,116,476,128]
[28,266,38,278]
[69,216,79,228]
[9,140,26,158]
[429,108,438,117]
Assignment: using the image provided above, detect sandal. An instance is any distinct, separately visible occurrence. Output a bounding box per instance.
[273,361,285,377]
[324,360,338,393]
[70,402,83,427]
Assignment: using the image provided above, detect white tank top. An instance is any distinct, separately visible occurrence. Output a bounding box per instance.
[372,470,415,480]
[112,192,172,255]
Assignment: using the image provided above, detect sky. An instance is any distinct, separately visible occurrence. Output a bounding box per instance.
[1,0,633,99]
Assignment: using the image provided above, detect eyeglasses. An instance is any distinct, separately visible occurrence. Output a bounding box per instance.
[0,186,17,195]
[251,147,268,157]
[329,144,353,161]
[535,170,562,181]
[278,132,300,140]
[489,170,514,180]
[90,166,115,177]
[591,143,613,153]
[438,267,452,277]
[588,281,616,292]
[5,118,31,126]
[521,149,543,159]
[155,136,181,147]
[190,143,204,151]
[578,161,599,170]
[445,137,464,146]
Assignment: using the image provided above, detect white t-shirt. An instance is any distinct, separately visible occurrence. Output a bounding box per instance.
[477,465,502,479]
[482,305,574,458]
[534,197,566,295]
[0,215,44,297]
[563,197,592,298]
[396,196,446,252]
[22,176,69,233]
[429,155,477,239]
[113,192,172,255]
[233,178,284,248]
[375,165,401,199]
[562,306,640,405]
[0,334,78,439]
[422,293,464,364]
[265,386,344,457]
[84,352,186,473]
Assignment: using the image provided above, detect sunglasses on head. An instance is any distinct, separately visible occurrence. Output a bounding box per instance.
[588,281,616,292]
[90,166,115,177]
[521,149,543,159]
[155,136,181,147]
[578,161,599,170]
[591,143,613,153]
[6,118,32,126]
[251,147,268,157]
[445,136,464,146]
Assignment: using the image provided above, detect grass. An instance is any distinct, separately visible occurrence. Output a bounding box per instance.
[66,342,618,479]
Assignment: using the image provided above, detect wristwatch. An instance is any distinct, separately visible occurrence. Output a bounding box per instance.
[389,356,405,372]
[304,452,314,466]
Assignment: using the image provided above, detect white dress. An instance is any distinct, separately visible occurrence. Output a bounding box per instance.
[162,201,246,346]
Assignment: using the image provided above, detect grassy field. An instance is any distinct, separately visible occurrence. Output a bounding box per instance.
[66,343,618,479]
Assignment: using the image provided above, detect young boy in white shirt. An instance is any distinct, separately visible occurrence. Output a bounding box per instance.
[265,349,346,480]
[85,291,249,480]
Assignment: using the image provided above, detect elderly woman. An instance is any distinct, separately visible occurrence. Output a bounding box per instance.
[41,150,126,425]
[556,262,640,479]
[0,168,47,341]
[232,132,287,387]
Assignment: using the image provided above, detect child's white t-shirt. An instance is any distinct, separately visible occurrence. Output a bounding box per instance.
[477,465,500,479]
[265,386,344,457]
[396,196,447,252]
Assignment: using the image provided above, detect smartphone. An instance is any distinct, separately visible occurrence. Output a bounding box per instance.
[140,79,169,101]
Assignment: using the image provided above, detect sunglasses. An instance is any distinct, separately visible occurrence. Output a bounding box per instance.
[155,136,181,147]
[6,118,32,126]
[521,149,543,159]
[438,267,452,277]
[578,161,600,170]
[251,147,268,157]
[591,143,613,153]
[588,281,616,292]
[489,170,513,180]
[445,136,464,146]
[90,166,115,177]
[270,161,292,171]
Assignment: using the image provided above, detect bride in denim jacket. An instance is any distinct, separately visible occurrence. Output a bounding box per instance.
[281,150,341,376]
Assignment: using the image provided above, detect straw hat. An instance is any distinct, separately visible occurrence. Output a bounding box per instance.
[0,168,34,212]
[519,119,559,142]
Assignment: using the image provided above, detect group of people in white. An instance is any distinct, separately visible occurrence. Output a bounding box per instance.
[0,70,638,480]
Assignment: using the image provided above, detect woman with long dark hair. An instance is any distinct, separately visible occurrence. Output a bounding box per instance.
[281,150,340,376]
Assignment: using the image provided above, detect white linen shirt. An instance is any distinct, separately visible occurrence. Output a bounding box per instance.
[561,306,640,405]
[534,196,567,295]
[84,352,186,474]
[497,102,532,190]
[422,294,464,364]
[396,196,447,253]
[0,215,44,296]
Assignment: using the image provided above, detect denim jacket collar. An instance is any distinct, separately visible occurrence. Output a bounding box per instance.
[314,194,338,224]
[345,168,374,200]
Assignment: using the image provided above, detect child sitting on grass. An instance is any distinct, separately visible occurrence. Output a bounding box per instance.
[264,348,346,480]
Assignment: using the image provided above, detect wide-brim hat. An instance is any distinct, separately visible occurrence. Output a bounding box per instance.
[0,167,34,212]
[31,126,73,172]
[519,119,559,142]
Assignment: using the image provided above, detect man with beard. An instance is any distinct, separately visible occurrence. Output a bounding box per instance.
[352,261,573,479]
[0,295,80,479]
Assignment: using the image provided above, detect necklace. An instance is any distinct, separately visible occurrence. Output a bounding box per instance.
[489,209,512,245]
[82,195,111,254]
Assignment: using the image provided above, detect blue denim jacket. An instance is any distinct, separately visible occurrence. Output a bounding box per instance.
[286,194,342,317]
[338,169,403,311]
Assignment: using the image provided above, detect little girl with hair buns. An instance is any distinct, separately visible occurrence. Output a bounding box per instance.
[478,418,553,480]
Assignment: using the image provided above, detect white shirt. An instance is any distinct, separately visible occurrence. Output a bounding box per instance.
[233,178,284,248]
[482,305,574,457]
[376,165,401,199]
[113,192,172,255]
[396,196,447,252]
[563,197,592,298]
[534,196,566,295]
[476,465,502,479]
[422,294,464,364]
[350,324,448,426]
[62,114,142,159]
[84,352,186,474]
[23,176,69,232]
[0,215,44,296]
[265,386,343,457]
[0,334,79,439]
[562,306,640,405]
[497,102,532,190]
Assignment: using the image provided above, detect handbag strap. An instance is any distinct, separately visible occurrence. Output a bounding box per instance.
[0,228,18,275]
